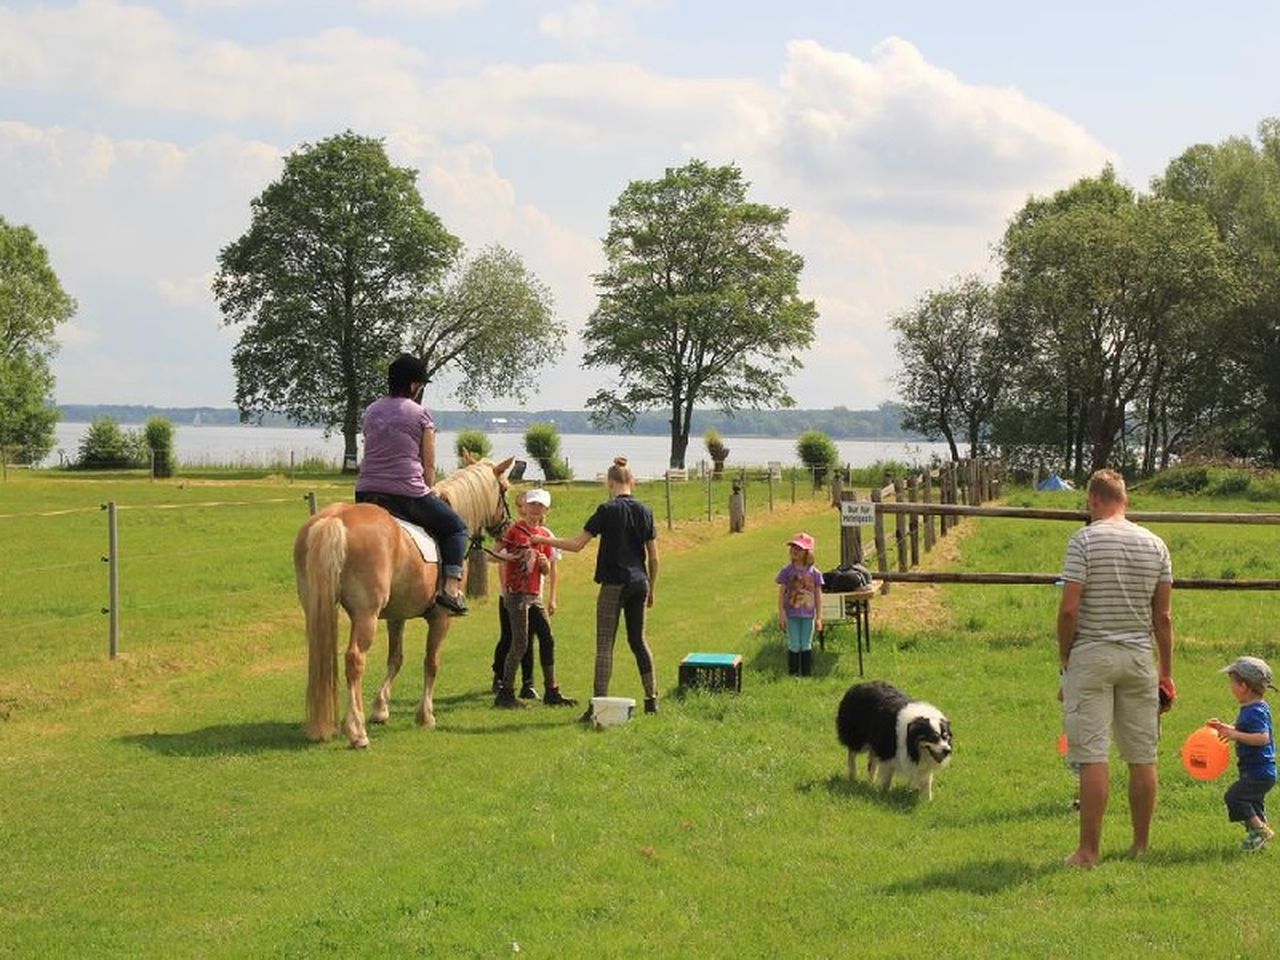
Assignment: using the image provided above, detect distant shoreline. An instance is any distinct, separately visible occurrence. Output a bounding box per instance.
[56,402,926,443]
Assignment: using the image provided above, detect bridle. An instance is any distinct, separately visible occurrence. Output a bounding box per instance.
[480,481,512,540]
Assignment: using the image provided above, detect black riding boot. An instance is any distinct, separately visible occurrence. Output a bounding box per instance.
[799,650,813,677]
[787,651,800,676]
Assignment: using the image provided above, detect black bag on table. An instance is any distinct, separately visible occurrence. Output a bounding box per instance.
[822,563,873,592]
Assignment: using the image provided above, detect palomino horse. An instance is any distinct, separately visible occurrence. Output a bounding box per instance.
[294,455,514,747]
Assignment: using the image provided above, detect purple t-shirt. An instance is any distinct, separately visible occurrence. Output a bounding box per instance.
[776,564,824,618]
[354,396,433,497]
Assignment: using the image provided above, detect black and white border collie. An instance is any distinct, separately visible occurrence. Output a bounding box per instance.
[836,680,954,801]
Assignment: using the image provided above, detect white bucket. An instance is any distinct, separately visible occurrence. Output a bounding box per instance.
[590,696,636,730]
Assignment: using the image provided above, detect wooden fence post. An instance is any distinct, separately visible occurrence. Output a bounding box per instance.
[102,501,119,660]
[944,462,955,515]
[893,477,908,573]
[664,472,673,531]
[907,474,920,568]
[466,540,489,598]
[729,480,745,532]
[871,485,889,594]
[923,468,936,552]
[838,489,864,566]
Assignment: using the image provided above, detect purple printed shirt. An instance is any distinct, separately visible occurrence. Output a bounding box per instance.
[354,396,433,497]
[776,563,824,618]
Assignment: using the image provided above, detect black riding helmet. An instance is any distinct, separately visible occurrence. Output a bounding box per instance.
[388,353,427,396]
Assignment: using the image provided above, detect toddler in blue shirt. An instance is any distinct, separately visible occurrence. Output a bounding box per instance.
[1207,656,1277,852]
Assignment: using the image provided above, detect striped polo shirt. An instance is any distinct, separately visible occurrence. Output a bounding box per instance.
[1062,517,1172,649]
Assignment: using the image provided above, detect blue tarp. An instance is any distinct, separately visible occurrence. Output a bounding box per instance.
[1037,472,1074,491]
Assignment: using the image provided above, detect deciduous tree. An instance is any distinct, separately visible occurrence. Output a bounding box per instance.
[213,131,461,466]
[0,217,76,467]
[414,245,563,408]
[999,169,1230,473]
[584,160,817,469]
[891,275,1004,461]
[1155,120,1280,463]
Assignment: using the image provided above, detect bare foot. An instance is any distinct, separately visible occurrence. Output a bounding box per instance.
[1126,845,1148,859]
[1063,852,1098,869]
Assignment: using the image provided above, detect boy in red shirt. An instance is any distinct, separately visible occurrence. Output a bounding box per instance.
[493,489,576,709]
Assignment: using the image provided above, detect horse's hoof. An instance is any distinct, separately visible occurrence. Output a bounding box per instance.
[349,736,370,749]
[369,714,388,725]
[415,713,436,730]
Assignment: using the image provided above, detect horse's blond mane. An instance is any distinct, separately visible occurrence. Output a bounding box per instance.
[434,459,502,531]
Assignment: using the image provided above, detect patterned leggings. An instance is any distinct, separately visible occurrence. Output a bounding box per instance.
[594,580,656,699]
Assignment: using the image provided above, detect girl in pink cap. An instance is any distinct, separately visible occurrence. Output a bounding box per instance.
[775,532,824,676]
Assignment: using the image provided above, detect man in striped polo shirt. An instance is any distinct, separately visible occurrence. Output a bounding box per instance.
[1058,469,1175,868]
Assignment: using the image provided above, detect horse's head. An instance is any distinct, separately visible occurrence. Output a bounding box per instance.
[485,455,515,537]
[444,452,515,539]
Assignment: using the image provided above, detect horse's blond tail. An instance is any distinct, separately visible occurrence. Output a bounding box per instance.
[298,516,346,741]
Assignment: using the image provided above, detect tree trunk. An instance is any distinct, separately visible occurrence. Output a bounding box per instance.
[342,406,359,473]
[668,402,688,469]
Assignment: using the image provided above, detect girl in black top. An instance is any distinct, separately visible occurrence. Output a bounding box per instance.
[534,457,660,717]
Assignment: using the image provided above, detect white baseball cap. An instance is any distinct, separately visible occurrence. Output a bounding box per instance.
[525,488,551,507]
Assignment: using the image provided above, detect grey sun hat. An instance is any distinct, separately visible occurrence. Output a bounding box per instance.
[1221,656,1278,691]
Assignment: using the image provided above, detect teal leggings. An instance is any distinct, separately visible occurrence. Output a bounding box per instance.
[785,615,815,653]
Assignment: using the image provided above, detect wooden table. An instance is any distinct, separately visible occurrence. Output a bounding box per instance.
[816,582,881,676]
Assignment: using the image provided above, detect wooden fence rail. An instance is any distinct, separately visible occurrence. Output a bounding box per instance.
[874,571,1280,590]
[836,458,1003,593]
[875,503,1280,525]
[836,461,1280,593]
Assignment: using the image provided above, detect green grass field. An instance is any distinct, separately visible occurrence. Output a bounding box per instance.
[2,470,1280,958]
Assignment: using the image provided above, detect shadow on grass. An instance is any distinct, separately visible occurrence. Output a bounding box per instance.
[881,857,1056,895]
[745,637,842,679]
[121,721,309,757]
[436,715,583,735]
[946,797,1083,827]
[801,772,922,812]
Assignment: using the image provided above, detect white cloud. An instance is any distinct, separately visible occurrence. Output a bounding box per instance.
[358,0,484,13]
[768,38,1113,223]
[0,2,428,126]
[54,322,100,350]
[538,1,631,48]
[0,6,1117,409]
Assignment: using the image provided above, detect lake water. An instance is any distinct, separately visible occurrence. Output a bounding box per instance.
[45,421,951,479]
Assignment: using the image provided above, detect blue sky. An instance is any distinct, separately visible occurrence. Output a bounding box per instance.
[2,0,1277,410]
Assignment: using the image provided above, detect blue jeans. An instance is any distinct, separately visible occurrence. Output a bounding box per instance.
[1225,774,1276,823]
[785,615,815,653]
[355,490,469,580]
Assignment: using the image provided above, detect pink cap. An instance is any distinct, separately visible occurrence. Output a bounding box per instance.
[786,532,815,552]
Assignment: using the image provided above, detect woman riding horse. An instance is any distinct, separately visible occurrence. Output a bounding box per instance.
[354,353,470,616]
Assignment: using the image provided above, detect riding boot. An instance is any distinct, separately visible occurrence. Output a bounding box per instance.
[787,651,800,676]
[494,686,528,709]
[799,650,813,677]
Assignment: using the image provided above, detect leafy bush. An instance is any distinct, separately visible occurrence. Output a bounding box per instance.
[1207,470,1251,497]
[455,429,492,466]
[1142,465,1280,500]
[1146,466,1210,494]
[76,418,147,469]
[795,430,838,485]
[847,459,914,486]
[704,428,729,474]
[524,422,573,481]
[144,416,176,477]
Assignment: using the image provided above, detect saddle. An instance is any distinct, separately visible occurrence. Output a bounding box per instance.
[392,517,440,563]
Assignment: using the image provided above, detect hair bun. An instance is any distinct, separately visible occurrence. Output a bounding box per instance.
[614,456,628,468]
